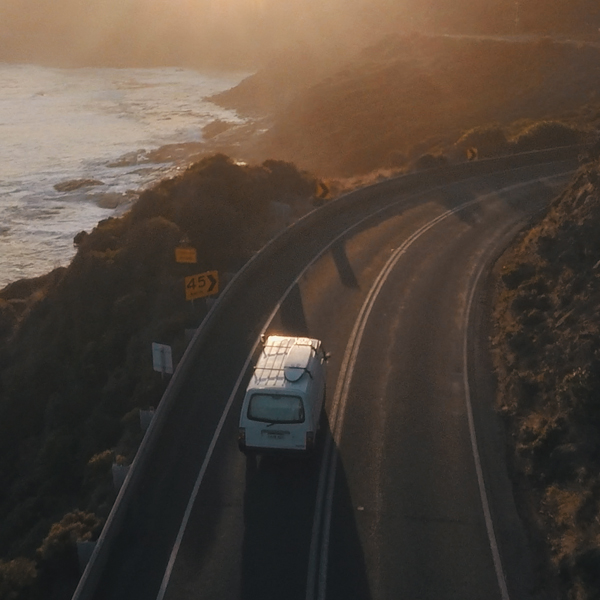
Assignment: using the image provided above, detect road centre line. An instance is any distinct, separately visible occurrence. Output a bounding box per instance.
[154,343,258,600]
[306,171,573,600]
[155,172,412,600]
[462,234,514,600]
[308,190,488,600]
[156,168,572,600]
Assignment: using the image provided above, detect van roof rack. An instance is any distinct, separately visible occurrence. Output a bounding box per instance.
[253,336,318,386]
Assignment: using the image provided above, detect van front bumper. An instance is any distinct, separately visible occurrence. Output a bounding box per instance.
[239,444,313,457]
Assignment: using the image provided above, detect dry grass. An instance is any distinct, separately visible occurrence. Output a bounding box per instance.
[491,156,600,599]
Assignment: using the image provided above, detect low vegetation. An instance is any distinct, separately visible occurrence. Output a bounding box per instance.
[212,34,597,176]
[0,154,319,599]
[492,149,600,600]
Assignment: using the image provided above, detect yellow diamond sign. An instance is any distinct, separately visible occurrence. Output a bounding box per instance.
[185,271,219,301]
[175,247,197,263]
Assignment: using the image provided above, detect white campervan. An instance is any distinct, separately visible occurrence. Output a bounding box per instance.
[238,335,328,458]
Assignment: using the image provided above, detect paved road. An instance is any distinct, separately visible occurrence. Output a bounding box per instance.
[323,180,538,600]
[90,161,575,600]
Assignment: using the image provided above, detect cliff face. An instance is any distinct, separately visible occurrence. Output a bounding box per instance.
[492,151,600,599]
[214,34,598,177]
[0,155,318,599]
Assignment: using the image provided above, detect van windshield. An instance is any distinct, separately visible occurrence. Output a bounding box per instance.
[247,394,305,424]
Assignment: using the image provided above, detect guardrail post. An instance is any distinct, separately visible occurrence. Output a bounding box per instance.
[139,408,155,432]
[111,464,130,491]
[77,541,97,573]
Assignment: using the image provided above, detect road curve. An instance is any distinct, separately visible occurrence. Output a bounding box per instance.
[85,158,576,600]
[318,178,555,600]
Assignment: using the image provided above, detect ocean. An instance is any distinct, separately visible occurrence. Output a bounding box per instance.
[0,63,247,288]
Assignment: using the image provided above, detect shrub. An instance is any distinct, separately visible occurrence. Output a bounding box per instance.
[512,121,587,153]
[35,512,101,599]
[521,308,547,328]
[38,511,101,564]
[83,451,113,487]
[520,418,567,482]
[413,153,448,171]
[501,262,536,289]
[0,558,37,600]
[546,444,586,485]
[511,290,542,313]
[507,330,536,358]
[262,159,316,198]
[455,125,509,158]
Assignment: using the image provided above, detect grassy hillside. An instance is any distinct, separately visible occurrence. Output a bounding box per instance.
[492,149,600,600]
[0,155,318,600]
[212,34,598,177]
[2,0,599,69]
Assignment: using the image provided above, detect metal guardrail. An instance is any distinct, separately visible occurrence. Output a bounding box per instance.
[72,144,584,600]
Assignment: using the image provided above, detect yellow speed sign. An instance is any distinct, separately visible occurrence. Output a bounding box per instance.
[175,247,197,263]
[185,270,219,301]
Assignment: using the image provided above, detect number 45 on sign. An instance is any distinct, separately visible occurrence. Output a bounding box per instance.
[185,270,219,301]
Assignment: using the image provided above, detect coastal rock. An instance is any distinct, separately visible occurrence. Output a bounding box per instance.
[73,231,88,247]
[107,150,148,168]
[201,119,235,140]
[91,191,138,210]
[145,142,206,164]
[54,179,104,192]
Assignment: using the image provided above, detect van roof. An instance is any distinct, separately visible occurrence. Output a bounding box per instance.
[250,335,320,391]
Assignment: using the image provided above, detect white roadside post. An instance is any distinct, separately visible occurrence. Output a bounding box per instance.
[77,541,97,573]
[139,407,155,432]
[152,342,174,380]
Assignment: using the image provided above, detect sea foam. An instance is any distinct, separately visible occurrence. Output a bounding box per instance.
[0,63,247,287]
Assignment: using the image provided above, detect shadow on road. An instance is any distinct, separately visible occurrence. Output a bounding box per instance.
[279,283,310,336]
[431,173,561,226]
[240,418,371,600]
[344,172,562,241]
[331,241,360,289]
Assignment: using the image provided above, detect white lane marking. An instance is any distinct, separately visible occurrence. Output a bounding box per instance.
[307,171,573,600]
[156,178,411,599]
[157,156,469,600]
[155,349,258,600]
[309,192,485,600]
[462,249,511,600]
[158,169,572,600]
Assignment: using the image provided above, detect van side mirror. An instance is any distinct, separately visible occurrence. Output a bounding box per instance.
[324,352,331,361]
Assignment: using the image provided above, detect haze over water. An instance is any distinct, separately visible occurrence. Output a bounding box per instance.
[0,63,246,288]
